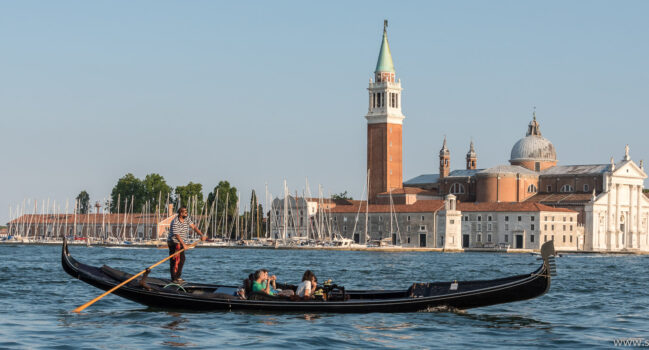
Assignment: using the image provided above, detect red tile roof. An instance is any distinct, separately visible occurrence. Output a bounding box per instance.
[376,187,437,196]
[458,202,575,213]
[329,200,445,214]
[525,193,594,204]
[7,213,179,225]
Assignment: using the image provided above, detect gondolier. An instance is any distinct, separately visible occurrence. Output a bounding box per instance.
[167,206,206,284]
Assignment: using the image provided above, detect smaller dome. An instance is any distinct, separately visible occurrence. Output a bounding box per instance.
[509,113,557,163]
[510,135,556,162]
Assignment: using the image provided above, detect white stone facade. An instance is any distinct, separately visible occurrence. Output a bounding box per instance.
[269,196,320,239]
[459,209,581,250]
[584,158,649,251]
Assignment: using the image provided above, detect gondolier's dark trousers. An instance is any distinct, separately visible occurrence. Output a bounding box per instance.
[167,241,185,281]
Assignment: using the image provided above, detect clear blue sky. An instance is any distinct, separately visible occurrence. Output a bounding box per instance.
[2,1,648,223]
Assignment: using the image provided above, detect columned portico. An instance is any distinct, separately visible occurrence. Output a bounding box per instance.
[584,148,648,251]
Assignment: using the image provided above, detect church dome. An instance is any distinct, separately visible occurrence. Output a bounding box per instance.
[510,135,556,162]
[509,114,557,163]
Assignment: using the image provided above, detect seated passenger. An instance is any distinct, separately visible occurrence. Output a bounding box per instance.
[260,269,295,297]
[296,270,318,298]
[252,269,276,296]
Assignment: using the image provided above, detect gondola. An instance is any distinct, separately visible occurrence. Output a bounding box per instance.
[62,239,556,313]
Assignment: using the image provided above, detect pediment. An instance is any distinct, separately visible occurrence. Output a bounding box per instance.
[613,160,647,179]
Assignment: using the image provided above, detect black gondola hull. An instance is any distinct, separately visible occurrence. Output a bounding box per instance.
[62,240,554,313]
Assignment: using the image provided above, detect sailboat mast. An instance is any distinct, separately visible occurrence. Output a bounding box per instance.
[224,192,229,239]
[265,183,269,238]
[365,169,370,244]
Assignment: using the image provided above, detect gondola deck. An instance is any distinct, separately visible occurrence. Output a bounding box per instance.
[62,239,556,313]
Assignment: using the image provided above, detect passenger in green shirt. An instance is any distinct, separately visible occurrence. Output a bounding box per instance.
[252,269,277,296]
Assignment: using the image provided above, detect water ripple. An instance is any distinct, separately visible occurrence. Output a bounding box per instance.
[0,245,647,349]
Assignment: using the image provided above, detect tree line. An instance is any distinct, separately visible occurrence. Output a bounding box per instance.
[75,173,267,238]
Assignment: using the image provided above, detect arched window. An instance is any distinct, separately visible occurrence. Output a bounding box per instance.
[449,183,465,194]
[560,184,574,193]
[527,184,538,193]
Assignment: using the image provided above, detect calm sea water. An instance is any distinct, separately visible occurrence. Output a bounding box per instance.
[0,244,647,349]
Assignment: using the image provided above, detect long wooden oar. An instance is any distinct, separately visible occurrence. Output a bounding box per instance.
[72,240,201,313]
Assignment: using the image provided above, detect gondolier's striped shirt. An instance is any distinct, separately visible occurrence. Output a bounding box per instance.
[167,216,194,243]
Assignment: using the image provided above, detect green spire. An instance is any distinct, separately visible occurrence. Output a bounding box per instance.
[375,20,395,74]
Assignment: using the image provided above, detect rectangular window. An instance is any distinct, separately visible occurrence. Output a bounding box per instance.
[421,216,425,221]
[464,216,469,221]
[407,225,410,232]
[531,235,535,242]
[477,224,482,232]
[570,225,573,231]
[420,225,426,231]
[518,216,522,222]
[547,185,552,192]
[563,225,566,231]
[487,234,492,242]
[505,235,509,242]
[478,216,482,222]
[552,235,554,241]
[570,235,573,243]
[450,220,455,224]
[505,216,509,222]
[488,215,492,221]
[379,216,382,222]
[551,225,555,230]
[584,184,589,192]
[544,224,548,230]
[563,216,567,222]
[563,235,566,243]
[343,225,346,231]
[544,235,547,242]
[531,224,535,231]
[505,224,509,231]
[407,216,411,221]
[487,223,492,231]
[477,234,482,242]
[570,217,573,222]
[343,217,348,222]
[531,216,535,222]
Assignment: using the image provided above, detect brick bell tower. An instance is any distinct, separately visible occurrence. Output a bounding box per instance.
[366,20,405,202]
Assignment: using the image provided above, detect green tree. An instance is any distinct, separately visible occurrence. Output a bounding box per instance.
[206,181,238,237]
[76,190,90,214]
[175,182,204,214]
[110,173,145,213]
[332,191,353,200]
[142,173,173,213]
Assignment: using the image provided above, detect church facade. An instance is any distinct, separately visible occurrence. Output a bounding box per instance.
[404,117,649,252]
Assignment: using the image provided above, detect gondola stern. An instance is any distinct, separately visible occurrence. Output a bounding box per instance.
[540,240,557,277]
